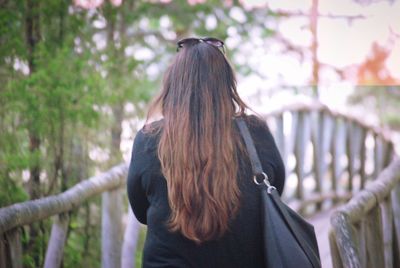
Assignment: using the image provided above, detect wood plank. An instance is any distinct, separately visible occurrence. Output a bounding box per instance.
[294,111,311,202]
[384,143,394,167]
[121,209,141,268]
[329,230,343,268]
[364,206,384,267]
[44,213,70,268]
[345,120,353,192]
[347,122,364,192]
[288,111,299,155]
[357,222,366,268]
[381,197,394,268]
[286,111,299,175]
[0,234,7,268]
[331,118,346,195]
[102,188,124,268]
[391,182,400,265]
[288,191,352,212]
[330,211,361,268]
[311,111,323,206]
[4,228,22,268]
[274,114,285,162]
[373,135,385,180]
[321,112,334,177]
[359,128,367,189]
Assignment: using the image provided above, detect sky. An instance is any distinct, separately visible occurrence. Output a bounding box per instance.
[75,0,400,89]
[230,0,400,111]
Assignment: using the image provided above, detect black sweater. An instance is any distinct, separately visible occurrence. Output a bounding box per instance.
[127,115,285,268]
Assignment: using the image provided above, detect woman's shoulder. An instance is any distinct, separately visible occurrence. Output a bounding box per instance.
[141,119,164,136]
[134,119,164,152]
[239,114,270,132]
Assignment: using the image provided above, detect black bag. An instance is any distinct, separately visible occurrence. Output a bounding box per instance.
[236,118,321,268]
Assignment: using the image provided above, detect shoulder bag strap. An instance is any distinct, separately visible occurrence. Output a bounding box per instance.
[235,117,263,175]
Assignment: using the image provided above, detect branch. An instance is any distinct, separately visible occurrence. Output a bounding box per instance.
[272,10,366,21]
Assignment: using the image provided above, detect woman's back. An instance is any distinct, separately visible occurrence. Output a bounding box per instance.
[127,114,285,268]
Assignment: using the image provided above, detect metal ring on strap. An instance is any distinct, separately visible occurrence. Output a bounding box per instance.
[253,172,269,185]
[253,172,276,193]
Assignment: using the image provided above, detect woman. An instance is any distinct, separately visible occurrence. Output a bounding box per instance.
[127,37,285,268]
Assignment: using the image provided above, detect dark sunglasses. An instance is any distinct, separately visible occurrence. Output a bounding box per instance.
[176,37,225,53]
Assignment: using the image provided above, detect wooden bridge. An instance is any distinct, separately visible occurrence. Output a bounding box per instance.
[1,101,399,268]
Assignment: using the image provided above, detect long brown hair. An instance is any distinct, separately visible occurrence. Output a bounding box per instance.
[146,40,249,243]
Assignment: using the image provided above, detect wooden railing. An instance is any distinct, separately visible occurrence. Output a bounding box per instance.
[263,102,395,214]
[0,163,140,268]
[0,101,396,267]
[329,158,400,268]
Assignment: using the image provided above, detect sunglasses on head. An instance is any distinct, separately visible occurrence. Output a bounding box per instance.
[176,37,225,53]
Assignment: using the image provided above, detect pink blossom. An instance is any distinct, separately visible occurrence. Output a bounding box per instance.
[74,0,122,9]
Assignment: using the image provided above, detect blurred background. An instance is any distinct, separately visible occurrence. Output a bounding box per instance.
[0,0,399,266]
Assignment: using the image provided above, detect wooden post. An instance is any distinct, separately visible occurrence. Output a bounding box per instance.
[102,187,123,268]
[330,211,361,268]
[321,112,334,179]
[329,230,343,268]
[331,118,346,197]
[288,111,299,158]
[330,118,338,197]
[391,182,400,264]
[311,111,323,209]
[274,114,285,163]
[373,135,385,180]
[44,213,70,268]
[312,111,334,210]
[294,111,310,202]
[0,234,7,268]
[4,228,22,268]
[285,111,299,176]
[345,120,355,192]
[384,143,394,167]
[121,209,141,268]
[358,222,367,268]
[349,122,364,191]
[359,128,367,189]
[364,206,384,267]
[381,197,394,268]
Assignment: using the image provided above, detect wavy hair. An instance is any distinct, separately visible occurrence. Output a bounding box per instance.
[146,40,249,243]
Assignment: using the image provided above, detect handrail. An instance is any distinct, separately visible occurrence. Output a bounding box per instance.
[261,101,392,143]
[0,163,128,234]
[260,101,395,215]
[329,157,400,268]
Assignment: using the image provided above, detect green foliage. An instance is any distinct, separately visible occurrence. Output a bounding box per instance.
[0,177,28,207]
[136,226,147,268]
[0,0,278,265]
[20,220,52,268]
[349,86,400,130]
[63,201,102,268]
[0,1,26,62]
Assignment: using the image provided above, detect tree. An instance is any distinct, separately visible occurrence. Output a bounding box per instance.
[0,0,281,265]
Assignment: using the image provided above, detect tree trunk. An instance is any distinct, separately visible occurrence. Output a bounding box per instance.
[310,0,319,98]
[106,4,125,167]
[111,105,124,164]
[25,0,42,266]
